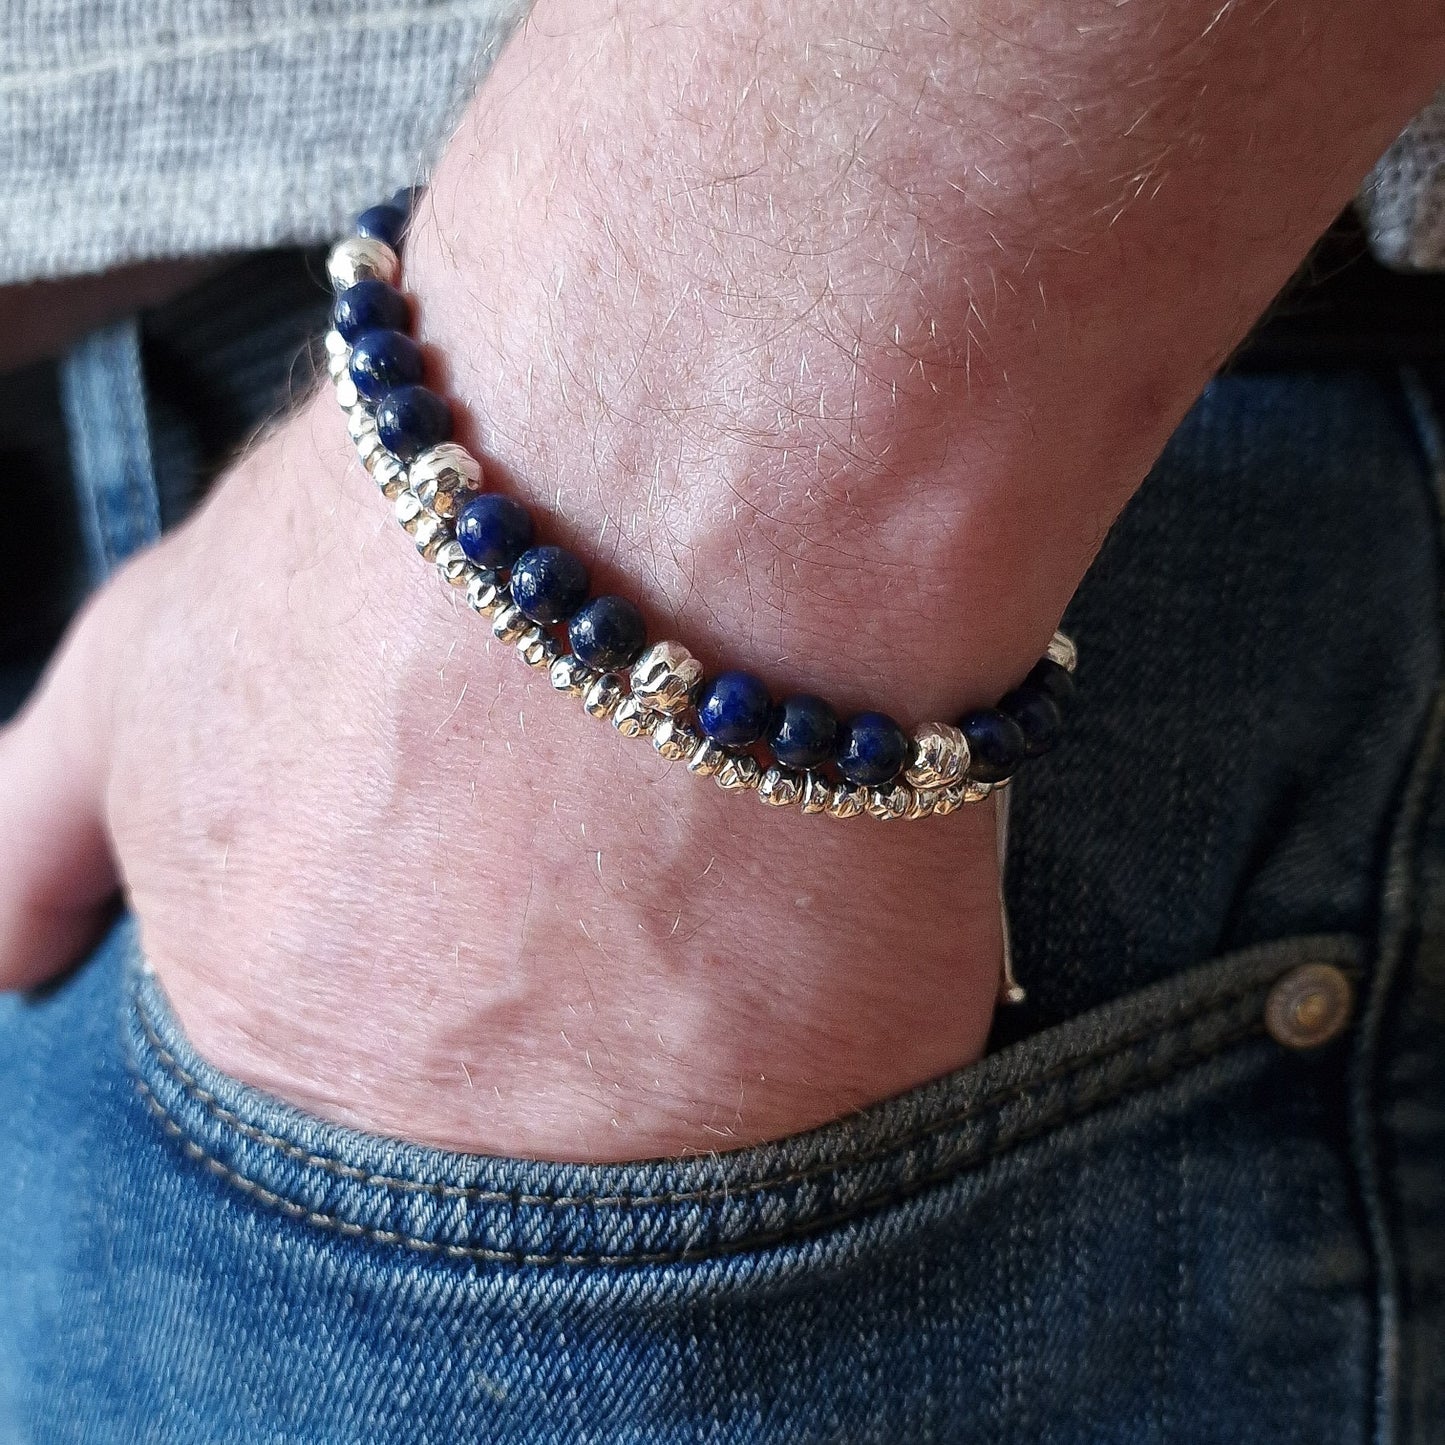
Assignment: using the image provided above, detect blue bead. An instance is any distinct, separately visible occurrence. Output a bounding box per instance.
[1024,657,1075,712]
[356,203,407,249]
[390,186,423,217]
[958,708,1025,783]
[347,329,424,401]
[333,280,410,344]
[768,694,838,770]
[1002,686,1063,758]
[835,711,908,785]
[455,494,535,570]
[568,596,647,670]
[509,546,590,624]
[697,671,772,748]
[375,386,452,461]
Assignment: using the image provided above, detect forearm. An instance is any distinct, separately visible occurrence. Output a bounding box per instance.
[104,0,1445,1159]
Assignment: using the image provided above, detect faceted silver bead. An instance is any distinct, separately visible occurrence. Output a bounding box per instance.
[799,772,832,814]
[366,449,408,497]
[685,738,727,777]
[866,784,913,821]
[409,443,482,519]
[517,627,561,669]
[434,540,475,588]
[549,653,597,697]
[960,779,994,803]
[630,642,704,716]
[346,403,374,441]
[928,783,966,817]
[904,722,971,790]
[1047,630,1078,673]
[324,329,351,364]
[492,604,531,645]
[465,570,508,616]
[613,697,659,738]
[394,489,425,530]
[334,373,360,410]
[411,513,448,561]
[714,753,761,792]
[823,783,866,820]
[583,673,626,720]
[652,717,700,762]
[903,788,935,821]
[757,766,804,807]
[326,339,352,382]
[355,429,385,469]
[327,236,400,292]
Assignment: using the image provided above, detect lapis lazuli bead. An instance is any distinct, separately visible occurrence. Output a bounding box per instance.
[768,694,839,770]
[1024,657,1075,712]
[347,329,424,401]
[375,386,453,460]
[455,494,535,570]
[1002,686,1063,758]
[333,280,410,344]
[390,186,423,218]
[568,596,647,671]
[697,671,772,748]
[509,546,590,624]
[835,711,909,786]
[356,203,407,249]
[958,708,1026,783]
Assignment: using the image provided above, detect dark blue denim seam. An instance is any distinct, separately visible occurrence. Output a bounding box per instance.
[1348,365,1445,1445]
[124,936,1362,1266]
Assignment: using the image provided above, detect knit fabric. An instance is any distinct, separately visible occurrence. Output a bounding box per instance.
[1,3,1441,284]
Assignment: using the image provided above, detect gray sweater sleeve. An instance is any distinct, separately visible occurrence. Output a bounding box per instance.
[1,0,1440,285]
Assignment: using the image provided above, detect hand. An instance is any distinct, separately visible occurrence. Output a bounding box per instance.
[1,0,1439,1161]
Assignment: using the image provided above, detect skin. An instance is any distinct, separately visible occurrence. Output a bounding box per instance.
[0,0,1440,1161]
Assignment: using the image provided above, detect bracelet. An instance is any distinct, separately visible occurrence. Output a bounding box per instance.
[322,192,1078,822]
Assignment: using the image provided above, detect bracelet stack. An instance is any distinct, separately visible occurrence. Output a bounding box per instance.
[323,192,1078,822]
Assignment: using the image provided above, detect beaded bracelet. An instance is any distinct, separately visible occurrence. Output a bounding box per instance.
[323,192,1077,822]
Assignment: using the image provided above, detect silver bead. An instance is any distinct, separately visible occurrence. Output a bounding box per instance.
[549,653,597,696]
[517,626,561,669]
[928,783,966,817]
[324,329,351,364]
[613,696,659,738]
[714,753,761,792]
[652,717,700,762]
[904,722,971,790]
[334,373,360,409]
[345,403,374,441]
[865,783,912,821]
[394,490,425,529]
[409,443,482,519]
[434,540,475,588]
[492,604,531,645]
[327,236,400,291]
[685,738,727,777]
[412,512,448,561]
[960,779,994,803]
[630,642,703,716]
[465,570,508,616]
[799,772,832,814]
[1047,630,1078,673]
[583,673,626,720]
[367,450,408,498]
[326,338,352,381]
[757,766,804,807]
[824,783,866,820]
[903,788,935,821]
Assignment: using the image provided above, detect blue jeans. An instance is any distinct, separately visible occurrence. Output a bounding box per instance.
[0,254,1441,1442]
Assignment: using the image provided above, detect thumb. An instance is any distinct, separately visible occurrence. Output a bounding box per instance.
[0,600,120,990]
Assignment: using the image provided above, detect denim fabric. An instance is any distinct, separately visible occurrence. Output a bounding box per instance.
[0,254,1442,1441]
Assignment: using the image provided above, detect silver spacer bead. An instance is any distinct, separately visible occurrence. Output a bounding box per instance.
[904,722,971,790]
[960,779,994,804]
[714,753,761,792]
[927,782,967,817]
[334,373,360,410]
[517,626,561,669]
[346,403,374,441]
[414,515,448,560]
[630,642,704,716]
[799,772,832,814]
[324,329,351,364]
[903,788,935,821]
[866,783,913,821]
[465,570,508,617]
[757,766,804,808]
[492,604,531,645]
[823,782,867,820]
[326,337,352,381]
[613,696,659,738]
[434,540,476,588]
[549,653,598,697]
[409,443,482,519]
[583,673,626,720]
[327,236,400,292]
[652,717,701,762]
[366,450,408,498]
[686,738,727,777]
[1047,630,1078,673]
[394,489,425,529]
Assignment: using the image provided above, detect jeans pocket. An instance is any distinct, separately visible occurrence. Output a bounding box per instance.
[0,918,1376,1444]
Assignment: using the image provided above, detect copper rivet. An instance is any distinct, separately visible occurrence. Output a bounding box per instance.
[1265,963,1353,1050]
